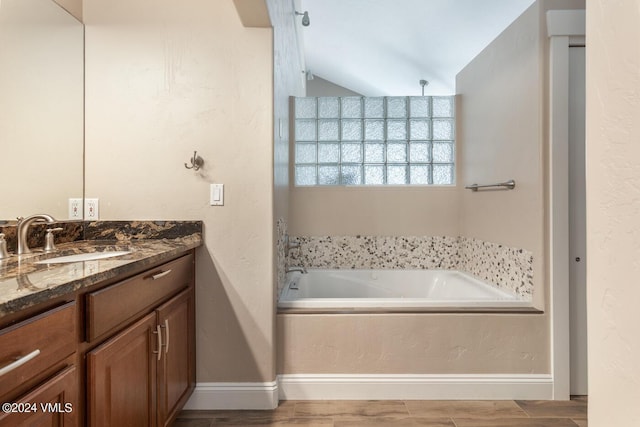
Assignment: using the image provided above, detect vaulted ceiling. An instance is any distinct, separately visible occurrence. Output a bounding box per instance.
[299,0,536,96]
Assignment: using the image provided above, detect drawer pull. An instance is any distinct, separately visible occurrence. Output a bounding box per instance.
[152,325,162,361]
[151,269,173,280]
[0,349,41,377]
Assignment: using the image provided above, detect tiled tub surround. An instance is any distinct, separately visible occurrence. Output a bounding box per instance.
[0,220,202,317]
[276,218,288,296]
[287,235,533,298]
[458,237,534,298]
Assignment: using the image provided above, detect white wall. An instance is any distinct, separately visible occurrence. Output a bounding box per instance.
[84,0,276,383]
[587,1,640,424]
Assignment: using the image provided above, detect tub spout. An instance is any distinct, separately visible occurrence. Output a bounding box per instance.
[286,266,307,274]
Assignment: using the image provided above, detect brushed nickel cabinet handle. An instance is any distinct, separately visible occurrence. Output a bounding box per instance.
[0,349,41,377]
[151,269,172,280]
[152,325,162,361]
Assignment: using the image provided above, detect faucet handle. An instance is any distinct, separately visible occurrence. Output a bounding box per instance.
[43,228,63,253]
[287,241,300,250]
[0,233,9,259]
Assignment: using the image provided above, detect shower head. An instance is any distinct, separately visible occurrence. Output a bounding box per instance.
[296,10,310,27]
[420,79,429,96]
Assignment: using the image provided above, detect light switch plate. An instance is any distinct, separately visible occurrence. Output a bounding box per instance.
[210,184,224,206]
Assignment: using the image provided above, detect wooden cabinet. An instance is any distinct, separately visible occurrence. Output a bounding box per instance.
[0,251,195,427]
[86,254,195,427]
[157,289,195,427]
[0,302,78,427]
[87,313,158,427]
[0,366,78,427]
[86,255,194,343]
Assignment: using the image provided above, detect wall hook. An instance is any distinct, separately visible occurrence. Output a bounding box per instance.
[184,151,204,171]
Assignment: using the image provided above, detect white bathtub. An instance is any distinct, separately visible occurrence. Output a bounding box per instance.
[278,269,534,312]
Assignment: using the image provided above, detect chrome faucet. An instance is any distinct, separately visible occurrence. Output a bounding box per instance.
[286,266,307,274]
[17,214,56,255]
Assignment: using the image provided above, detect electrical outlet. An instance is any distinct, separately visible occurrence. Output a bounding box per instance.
[68,198,83,219]
[85,198,99,220]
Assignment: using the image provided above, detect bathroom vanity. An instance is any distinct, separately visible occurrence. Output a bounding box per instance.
[0,222,201,427]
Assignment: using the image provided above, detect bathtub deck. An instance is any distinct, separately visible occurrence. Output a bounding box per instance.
[277,306,544,314]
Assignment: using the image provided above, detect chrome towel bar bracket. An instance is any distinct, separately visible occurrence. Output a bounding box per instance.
[465,179,516,192]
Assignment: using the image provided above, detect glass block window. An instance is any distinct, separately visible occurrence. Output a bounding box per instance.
[294,96,455,186]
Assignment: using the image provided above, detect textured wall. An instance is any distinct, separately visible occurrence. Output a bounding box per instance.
[266,0,306,295]
[456,2,545,309]
[84,0,275,382]
[268,0,305,227]
[289,187,460,236]
[278,313,548,374]
[586,1,640,424]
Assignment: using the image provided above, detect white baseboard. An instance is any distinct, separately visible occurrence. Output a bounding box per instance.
[184,381,279,410]
[182,374,554,409]
[278,374,553,400]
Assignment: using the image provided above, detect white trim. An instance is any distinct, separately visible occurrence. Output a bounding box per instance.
[278,374,553,401]
[183,381,279,410]
[549,35,571,400]
[547,8,586,401]
[547,10,585,37]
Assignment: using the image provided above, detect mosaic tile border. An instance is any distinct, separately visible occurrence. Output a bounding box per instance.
[287,235,533,298]
[458,237,533,298]
[288,236,460,270]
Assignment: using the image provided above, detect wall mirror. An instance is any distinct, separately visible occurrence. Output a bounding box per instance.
[0,0,83,223]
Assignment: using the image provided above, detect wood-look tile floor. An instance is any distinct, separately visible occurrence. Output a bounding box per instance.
[173,396,587,427]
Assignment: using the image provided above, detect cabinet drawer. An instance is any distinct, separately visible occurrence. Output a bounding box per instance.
[0,365,78,427]
[0,303,76,399]
[86,254,193,342]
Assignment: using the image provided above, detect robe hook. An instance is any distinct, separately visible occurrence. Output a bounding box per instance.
[184,151,204,171]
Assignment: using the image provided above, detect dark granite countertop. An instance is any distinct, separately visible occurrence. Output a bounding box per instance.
[0,221,202,318]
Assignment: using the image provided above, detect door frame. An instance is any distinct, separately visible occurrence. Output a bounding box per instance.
[547,9,586,400]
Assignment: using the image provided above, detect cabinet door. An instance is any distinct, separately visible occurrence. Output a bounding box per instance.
[156,288,195,427]
[87,312,158,427]
[0,365,77,427]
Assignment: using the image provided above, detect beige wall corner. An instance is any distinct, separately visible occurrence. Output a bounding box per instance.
[587,0,640,424]
[53,0,82,21]
[233,0,271,28]
[456,2,545,309]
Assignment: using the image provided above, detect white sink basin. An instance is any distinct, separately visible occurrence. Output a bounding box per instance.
[35,251,131,264]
